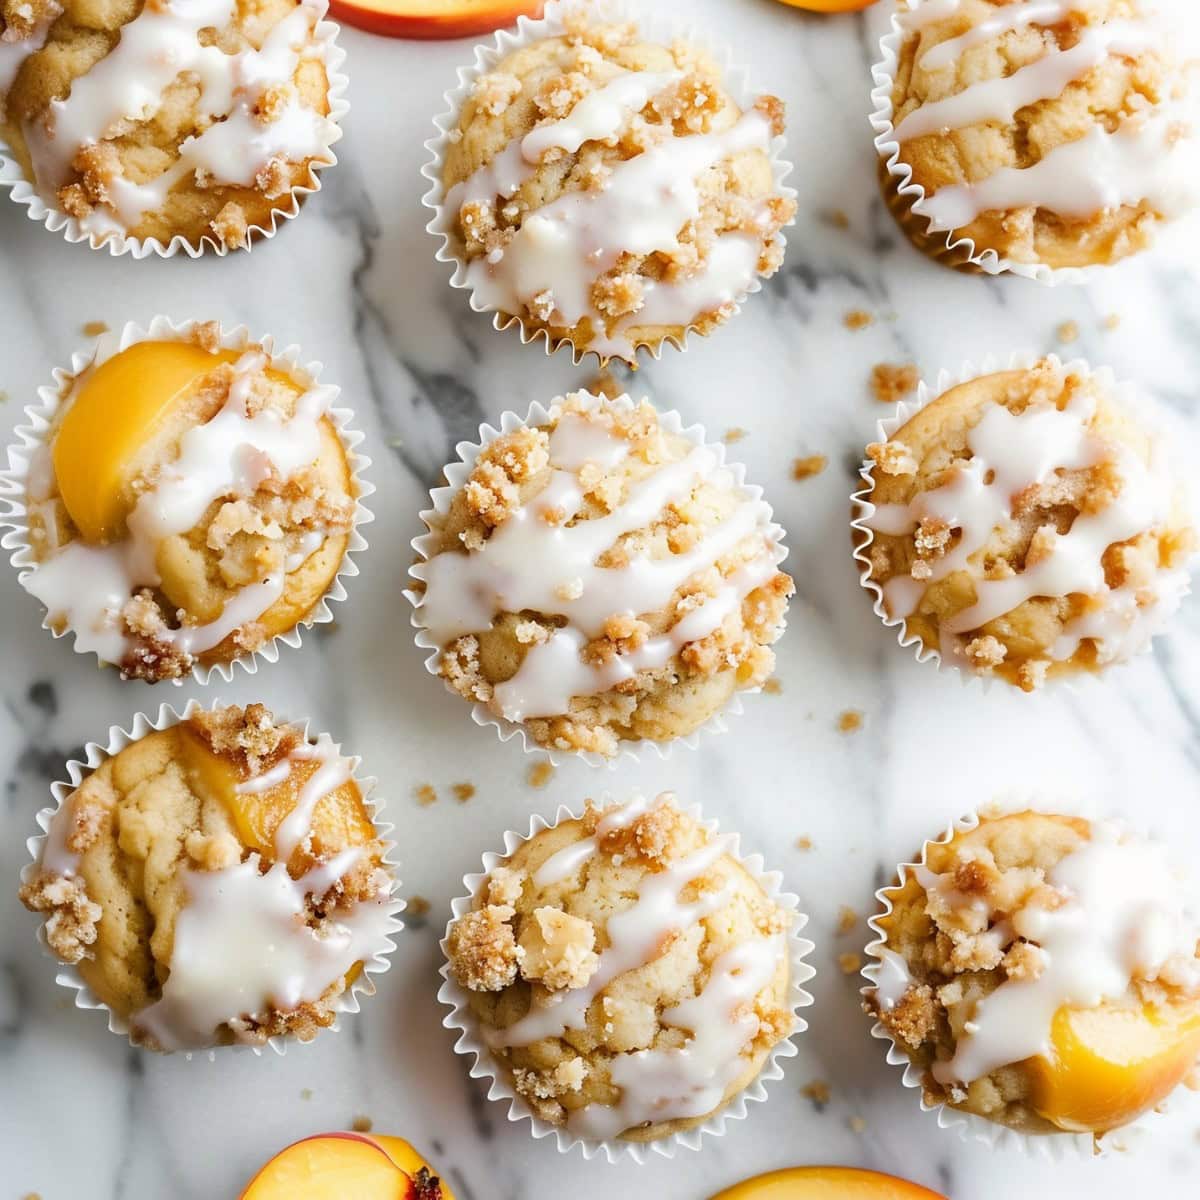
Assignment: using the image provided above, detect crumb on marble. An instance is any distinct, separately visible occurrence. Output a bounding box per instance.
[802,1079,831,1106]
[1103,313,1122,331]
[837,905,858,935]
[452,782,476,803]
[407,895,431,918]
[763,678,783,695]
[870,362,919,404]
[351,1115,373,1132]
[792,454,827,481]
[301,1088,313,1100]
[837,709,864,734]
[796,835,813,851]
[81,321,109,337]
[838,951,863,975]
[527,761,555,789]
[821,209,850,230]
[1056,320,1080,344]
[844,309,873,331]
[414,783,438,807]
[849,1116,867,1134]
[723,427,748,444]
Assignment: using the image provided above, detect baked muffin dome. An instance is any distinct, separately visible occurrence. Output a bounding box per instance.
[438,11,794,363]
[865,809,1200,1136]
[858,358,1195,690]
[887,0,1200,268]
[411,390,793,758]
[444,793,795,1141]
[18,322,359,681]
[0,0,341,250]
[19,703,397,1050]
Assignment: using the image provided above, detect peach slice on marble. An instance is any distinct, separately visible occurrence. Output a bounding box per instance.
[52,341,238,544]
[770,0,879,12]
[710,1167,947,1199]
[326,0,542,39]
[1028,1001,1200,1132]
[240,1132,450,1200]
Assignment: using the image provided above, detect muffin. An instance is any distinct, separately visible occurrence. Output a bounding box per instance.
[433,8,794,363]
[0,0,342,251]
[13,321,361,681]
[864,809,1200,1138]
[856,357,1196,690]
[19,703,398,1051]
[443,792,796,1143]
[878,0,1200,270]
[410,390,793,758]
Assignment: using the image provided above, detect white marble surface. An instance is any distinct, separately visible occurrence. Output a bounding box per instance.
[3,2,1200,1197]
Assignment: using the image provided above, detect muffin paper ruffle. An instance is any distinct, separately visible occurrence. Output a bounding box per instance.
[437,796,816,1162]
[19,698,404,1057]
[405,389,790,768]
[0,0,348,259]
[868,0,1200,283]
[420,0,797,366]
[860,798,1193,1158]
[849,350,1194,691]
[0,314,373,685]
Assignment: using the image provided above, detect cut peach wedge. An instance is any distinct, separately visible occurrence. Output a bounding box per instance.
[326,0,542,38]
[710,1167,946,1199]
[1028,1001,1200,1132]
[240,1133,450,1200]
[52,341,238,544]
[770,0,878,11]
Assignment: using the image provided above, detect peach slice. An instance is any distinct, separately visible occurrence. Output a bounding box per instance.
[52,341,238,544]
[770,0,878,12]
[240,1132,447,1200]
[1028,1001,1200,1132]
[326,0,542,38]
[711,1167,946,1199]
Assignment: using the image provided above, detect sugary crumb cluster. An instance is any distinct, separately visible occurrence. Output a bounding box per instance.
[446,796,793,1135]
[18,704,386,1049]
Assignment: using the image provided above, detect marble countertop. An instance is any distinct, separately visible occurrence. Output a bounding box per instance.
[4,1,1200,1197]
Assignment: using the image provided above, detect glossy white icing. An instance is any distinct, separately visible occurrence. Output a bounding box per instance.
[865,374,1184,668]
[23,343,336,668]
[872,947,917,1012]
[416,400,783,723]
[916,1,1072,71]
[0,4,58,97]
[928,821,1200,1085]
[23,0,337,235]
[531,793,654,888]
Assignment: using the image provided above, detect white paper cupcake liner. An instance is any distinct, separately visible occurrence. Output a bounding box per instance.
[437,795,816,1162]
[0,315,374,685]
[860,797,1195,1159]
[849,351,1194,692]
[868,0,1200,283]
[19,697,404,1058]
[0,0,348,259]
[405,390,790,768]
[420,0,797,365]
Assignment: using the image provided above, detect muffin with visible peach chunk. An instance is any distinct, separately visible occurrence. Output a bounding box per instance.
[864,808,1200,1139]
[9,321,363,680]
[19,702,399,1051]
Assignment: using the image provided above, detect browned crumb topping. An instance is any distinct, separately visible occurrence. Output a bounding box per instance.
[844,309,873,331]
[792,454,828,481]
[837,709,864,734]
[870,362,920,405]
[512,1057,588,1114]
[17,872,102,963]
[518,907,600,990]
[874,981,938,1050]
[597,799,694,870]
[211,201,250,248]
[452,782,476,803]
[866,439,917,477]
[414,784,438,807]
[463,427,550,530]
[188,702,297,776]
[1056,320,1080,344]
[802,1079,831,1105]
[447,905,522,992]
[527,761,555,789]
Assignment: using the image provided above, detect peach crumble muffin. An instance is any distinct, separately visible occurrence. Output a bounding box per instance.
[856,358,1195,690]
[0,0,341,251]
[882,0,1200,268]
[16,322,359,681]
[444,793,795,1141]
[436,9,794,363]
[410,391,793,758]
[864,809,1200,1136]
[19,703,398,1051]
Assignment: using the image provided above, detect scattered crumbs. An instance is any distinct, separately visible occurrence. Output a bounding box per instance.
[414,783,438,807]
[452,782,476,803]
[1103,312,1122,331]
[527,760,555,789]
[849,1115,868,1134]
[844,309,873,331]
[352,1115,374,1133]
[870,362,919,404]
[407,895,431,918]
[801,1079,831,1107]
[301,1088,313,1101]
[792,454,828,481]
[763,678,783,696]
[796,835,814,851]
[586,368,624,400]
[1056,319,1080,344]
[81,320,109,337]
[839,952,863,975]
[821,208,850,230]
[836,905,859,936]
[837,709,864,734]
[723,427,748,444]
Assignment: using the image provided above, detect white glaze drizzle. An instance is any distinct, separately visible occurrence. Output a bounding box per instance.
[916,1,1072,71]
[872,947,917,1012]
[416,403,782,722]
[927,821,1200,1085]
[530,793,653,888]
[22,344,336,668]
[0,3,59,98]
[24,0,336,234]
[865,379,1182,667]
